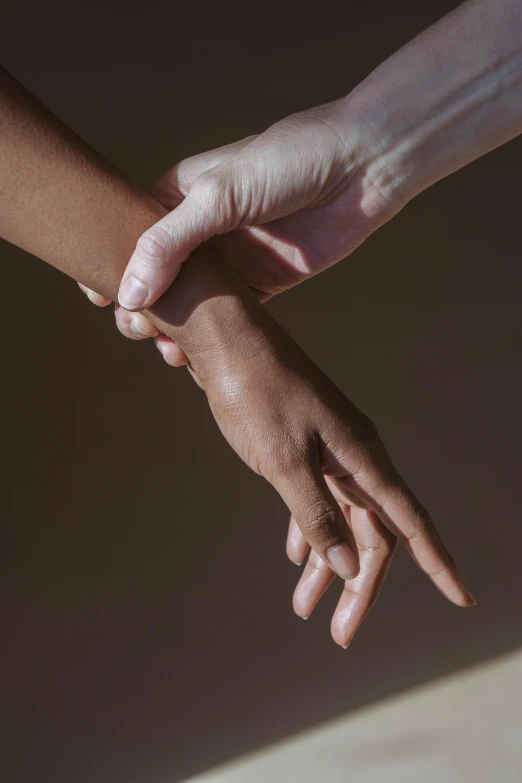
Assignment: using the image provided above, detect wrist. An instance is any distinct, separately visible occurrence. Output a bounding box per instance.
[146,248,270,387]
[324,89,420,227]
[339,86,424,201]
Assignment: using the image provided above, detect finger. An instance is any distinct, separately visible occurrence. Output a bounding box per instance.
[293,547,336,620]
[152,136,258,208]
[272,463,359,581]
[286,514,310,566]
[292,501,396,644]
[118,162,249,311]
[120,137,259,312]
[291,481,352,614]
[114,304,159,341]
[371,477,475,607]
[334,454,475,607]
[330,506,396,648]
[78,282,112,307]
[154,334,188,367]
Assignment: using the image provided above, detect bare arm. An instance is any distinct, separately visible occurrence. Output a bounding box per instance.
[0,66,473,645]
[0,65,244,369]
[96,0,522,317]
[348,0,522,202]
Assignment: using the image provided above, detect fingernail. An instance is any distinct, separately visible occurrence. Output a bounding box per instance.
[86,291,100,305]
[464,589,477,607]
[327,543,359,580]
[340,634,354,649]
[454,570,476,606]
[291,559,304,567]
[129,318,150,338]
[156,341,171,362]
[119,275,148,310]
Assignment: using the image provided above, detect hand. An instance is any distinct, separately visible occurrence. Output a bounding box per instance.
[80,237,475,644]
[79,94,411,363]
[117,98,407,310]
[163,282,474,647]
[0,60,474,648]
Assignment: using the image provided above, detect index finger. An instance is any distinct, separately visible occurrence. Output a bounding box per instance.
[334,471,475,608]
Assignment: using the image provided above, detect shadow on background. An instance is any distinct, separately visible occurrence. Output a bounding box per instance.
[1,1,521,782]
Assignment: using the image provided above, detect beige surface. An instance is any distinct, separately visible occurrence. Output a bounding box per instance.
[188,651,522,783]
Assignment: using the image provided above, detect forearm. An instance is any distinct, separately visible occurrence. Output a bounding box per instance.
[342,0,522,201]
[0,67,258,380]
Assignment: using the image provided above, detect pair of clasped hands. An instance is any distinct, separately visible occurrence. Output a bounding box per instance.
[80,100,474,648]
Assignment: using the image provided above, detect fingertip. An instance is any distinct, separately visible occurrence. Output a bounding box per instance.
[330,614,355,650]
[118,273,150,311]
[155,335,188,367]
[292,565,318,619]
[128,313,159,339]
[78,282,112,307]
[292,585,312,620]
[119,221,189,311]
[326,543,360,581]
[286,515,309,565]
[431,568,476,608]
[450,574,476,608]
[89,292,111,307]
[456,587,477,608]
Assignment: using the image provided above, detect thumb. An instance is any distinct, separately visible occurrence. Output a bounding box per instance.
[118,167,243,311]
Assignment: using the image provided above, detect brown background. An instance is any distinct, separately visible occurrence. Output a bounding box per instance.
[1,1,521,781]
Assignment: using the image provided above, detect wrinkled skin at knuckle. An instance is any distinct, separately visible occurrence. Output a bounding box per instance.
[301,500,340,546]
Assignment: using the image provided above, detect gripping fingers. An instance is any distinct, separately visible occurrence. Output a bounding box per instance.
[78,282,111,307]
[152,136,258,208]
[114,307,188,366]
[118,137,259,312]
[154,334,188,367]
[118,172,236,311]
[114,304,159,341]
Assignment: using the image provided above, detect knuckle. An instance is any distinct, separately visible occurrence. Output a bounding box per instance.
[194,171,222,203]
[193,169,240,232]
[135,226,171,272]
[304,500,339,542]
[353,413,380,446]
[419,511,442,542]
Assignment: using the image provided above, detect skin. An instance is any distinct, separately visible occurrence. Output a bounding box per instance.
[87,0,522,370]
[0,67,473,649]
[82,0,522,619]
